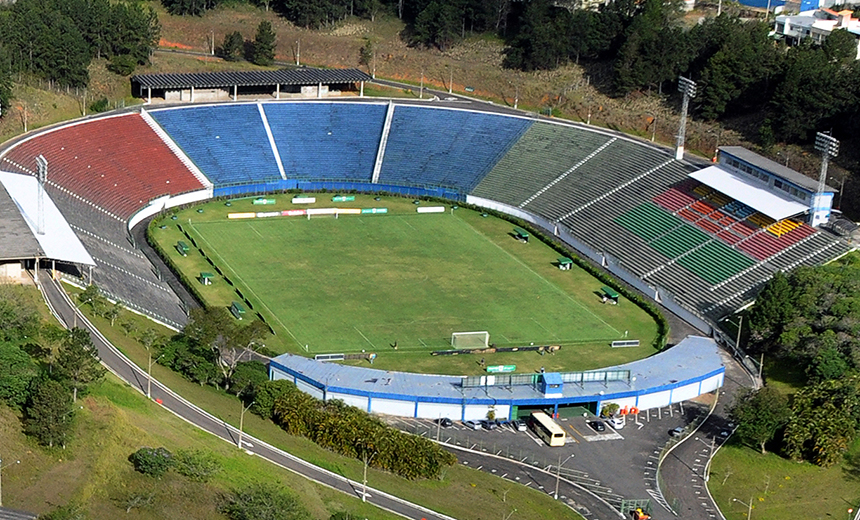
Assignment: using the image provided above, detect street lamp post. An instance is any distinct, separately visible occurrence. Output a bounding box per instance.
[0,456,21,507]
[237,400,255,449]
[146,350,164,399]
[675,77,697,161]
[362,450,376,502]
[733,497,753,520]
[554,453,574,500]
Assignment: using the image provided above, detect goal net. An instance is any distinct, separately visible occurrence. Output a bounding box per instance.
[451,331,490,349]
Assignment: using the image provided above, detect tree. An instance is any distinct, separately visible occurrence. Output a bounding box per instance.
[0,342,38,407]
[161,0,221,16]
[55,328,105,402]
[728,386,790,454]
[230,361,268,397]
[412,1,462,51]
[822,28,857,64]
[0,45,12,120]
[252,21,276,66]
[25,379,75,448]
[104,301,124,326]
[221,31,245,62]
[220,482,310,520]
[784,375,860,466]
[0,284,41,342]
[807,343,849,383]
[184,307,269,391]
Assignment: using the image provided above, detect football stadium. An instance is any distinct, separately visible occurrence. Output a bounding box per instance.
[0,91,852,419]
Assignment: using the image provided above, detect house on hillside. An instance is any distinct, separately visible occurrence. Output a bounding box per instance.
[773,8,860,57]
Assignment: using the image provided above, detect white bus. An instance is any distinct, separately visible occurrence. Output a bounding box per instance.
[529,411,566,447]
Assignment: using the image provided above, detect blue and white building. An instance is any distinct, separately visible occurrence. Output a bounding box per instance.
[269,336,726,421]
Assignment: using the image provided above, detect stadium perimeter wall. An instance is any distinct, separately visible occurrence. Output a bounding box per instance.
[466,195,713,334]
[269,336,725,421]
[212,180,464,201]
[128,188,213,230]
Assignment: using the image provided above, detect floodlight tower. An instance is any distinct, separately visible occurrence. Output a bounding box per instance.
[35,154,48,235]
[812,132,839,227]
[675,77,697,161]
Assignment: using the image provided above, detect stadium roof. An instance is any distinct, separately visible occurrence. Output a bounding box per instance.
[0,172,95,266]
[690,165,809,221]
[270,335,725,404]
[131,68,373,89]
[719,146,836,193]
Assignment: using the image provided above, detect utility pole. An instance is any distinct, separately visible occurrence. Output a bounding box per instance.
[238,400,255,449]
[362,451,376,502]
[146,350,163,399]
[296,39,300,66]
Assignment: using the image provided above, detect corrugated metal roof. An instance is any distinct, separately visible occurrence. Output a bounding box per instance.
[0,178,43,261]
[0,172,95,265]
[690,165,809,221]
[719,146,836,193]
[131,68,372,89]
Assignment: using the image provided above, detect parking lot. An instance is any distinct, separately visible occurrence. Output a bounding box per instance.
[384,400,709,514]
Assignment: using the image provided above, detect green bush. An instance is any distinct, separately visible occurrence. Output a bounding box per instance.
[88,97,110,113]
[220,482,309,520]
[174,449,221,482]
[129,446,174,478]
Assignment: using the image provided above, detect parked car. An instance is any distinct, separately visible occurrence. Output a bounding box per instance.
[464,420,482,430]
[481,419,498,430]
[669,426,684,437]
[587,420,606,433]
[437,417,453,428]
[513,420,528,432]
[608,416,625,429]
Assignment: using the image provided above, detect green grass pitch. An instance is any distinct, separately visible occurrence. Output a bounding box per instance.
[156,195,658,374]
[189,212,623,351]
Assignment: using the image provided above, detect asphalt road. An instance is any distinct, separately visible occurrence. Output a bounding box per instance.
[658,349,754,520]
[39,276,455,520]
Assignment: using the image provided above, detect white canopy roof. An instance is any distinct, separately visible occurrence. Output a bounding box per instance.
[0,171,95,266]
[689,166,809,221]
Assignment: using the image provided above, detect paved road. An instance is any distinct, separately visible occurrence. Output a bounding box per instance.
[39,276,455,520]
[658,349,754,519]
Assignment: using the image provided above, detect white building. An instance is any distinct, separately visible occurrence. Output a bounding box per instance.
[773,8,860,57]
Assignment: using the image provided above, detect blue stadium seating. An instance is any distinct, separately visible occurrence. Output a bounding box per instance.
[263,103,386,182]
[379,106,532,192]
[151,105,281,186]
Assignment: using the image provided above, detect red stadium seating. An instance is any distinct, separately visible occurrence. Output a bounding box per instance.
[1,114,204,218]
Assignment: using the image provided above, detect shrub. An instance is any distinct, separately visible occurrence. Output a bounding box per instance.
[220,482,309,520]
[174,449,221,482]
[88,97,110,113]
[107,54,137,75]
[129,447,174,478]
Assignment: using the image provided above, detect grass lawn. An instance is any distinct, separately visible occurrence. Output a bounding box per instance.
[152,194,658,374]
[709,439,860,520]
[0,376,402,520]
[55,293,585,520]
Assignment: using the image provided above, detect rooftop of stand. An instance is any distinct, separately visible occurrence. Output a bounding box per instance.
[719,146,836,193]
[131,68,372,89]
[0,172,95,266]
[690,165,809,221]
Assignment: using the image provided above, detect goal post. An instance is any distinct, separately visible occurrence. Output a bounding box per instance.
[451,331,490,349]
